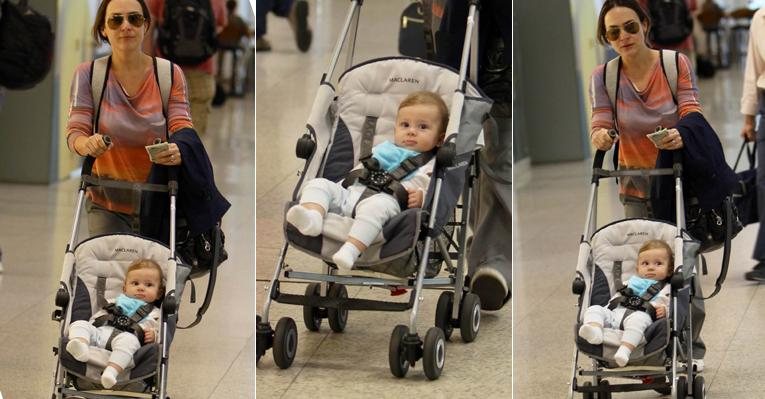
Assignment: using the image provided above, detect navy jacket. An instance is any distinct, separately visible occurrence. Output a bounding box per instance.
[140,128,231,243]
[651,112,737,222]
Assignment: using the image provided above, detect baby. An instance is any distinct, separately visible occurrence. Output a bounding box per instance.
[286,90,449,270]
[578,239,673,367]
[66,259,164,388]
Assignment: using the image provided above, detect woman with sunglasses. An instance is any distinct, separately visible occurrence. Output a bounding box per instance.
[590,0,702,218]
[65,0,193,235]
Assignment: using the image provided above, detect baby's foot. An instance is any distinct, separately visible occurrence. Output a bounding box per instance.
[101,365,119,389]
[66,339,90,362]
[332,242,361,271]
[286,206,323,236]
[614,346,632,367]
[578,324,603,345]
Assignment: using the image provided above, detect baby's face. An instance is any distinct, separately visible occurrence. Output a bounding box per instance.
[636,248,671,281]
[123,268,162,303]
[393,103,443,152]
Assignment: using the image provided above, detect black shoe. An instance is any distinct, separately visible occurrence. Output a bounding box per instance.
[289,0,312,52]
[744,262,765,282]
[470,267,509,311]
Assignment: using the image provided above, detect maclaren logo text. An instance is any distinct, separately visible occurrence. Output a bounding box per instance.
[114,248,139,254]
[389,77,420,84]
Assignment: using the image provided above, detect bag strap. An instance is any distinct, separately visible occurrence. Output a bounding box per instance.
[659,49,679,105]
[177,223,223,329]
[702,197,734,299]
[733,139,757,171]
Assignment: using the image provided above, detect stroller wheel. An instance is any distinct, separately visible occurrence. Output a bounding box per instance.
[388,325,410,378]
[435,291,454,340]
[597,380,611,399]
[582,381,595,399]
[273,317,298,369]
[676,375,688,398]
[327,283,348,333]
[422,327,446,380]
[693,375,705,399]
[302,283,323,331]
[459,292,481,342]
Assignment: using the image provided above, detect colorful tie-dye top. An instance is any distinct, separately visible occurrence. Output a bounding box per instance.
[589,52,702,199]
[66,60,193,215]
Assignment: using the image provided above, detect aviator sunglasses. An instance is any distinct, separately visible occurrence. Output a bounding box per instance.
[605,20,641,41]
[106,12,146,29]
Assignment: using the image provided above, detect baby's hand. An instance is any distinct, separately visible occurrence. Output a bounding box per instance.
[407,189,424,209]
[144,328,156,343]
[655,305,667,319]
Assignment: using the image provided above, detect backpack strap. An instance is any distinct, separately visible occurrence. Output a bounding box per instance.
[152,57,173,139]
[603,55,621,131]
[659,49,679,105]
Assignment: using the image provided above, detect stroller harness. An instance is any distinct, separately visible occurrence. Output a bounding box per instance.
[342,150,435,213]
[92,302,154,350]
[607,281,666,324]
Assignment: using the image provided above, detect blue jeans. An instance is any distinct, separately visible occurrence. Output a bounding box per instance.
[256,0,293,38]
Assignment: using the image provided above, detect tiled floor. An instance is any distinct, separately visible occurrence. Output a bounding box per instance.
[0,86,254,396]
[514,60,765,398]
[255,1,511,397]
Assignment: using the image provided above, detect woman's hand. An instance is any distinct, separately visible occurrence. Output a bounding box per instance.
[75,134,111,157]
[153,143,182,166]
[742,115,756,142]
[407,189,424,209]
[143,328,156,343]
[591,128,617,151]
[655,128,683,150]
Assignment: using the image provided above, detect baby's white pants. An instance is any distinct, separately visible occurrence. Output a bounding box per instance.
[583,305,653,347]
[68,320,140,369]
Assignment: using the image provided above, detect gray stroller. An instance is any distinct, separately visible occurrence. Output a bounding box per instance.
[568,151,722,398]
[256,0,493,380]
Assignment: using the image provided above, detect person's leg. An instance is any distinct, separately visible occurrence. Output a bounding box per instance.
[66,320,97,362]
[615,311,653,367]
[622,196,651,218]
[255,0,273,51]
[102,332,141,388]
[332,194,400,270]
[690,274,706,364]
[184,70,216,136]
[579,305,608,345]
[86,200,134,236]
[747,102,765,279]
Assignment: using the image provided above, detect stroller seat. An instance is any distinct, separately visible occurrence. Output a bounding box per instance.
[576,219,694,368]
[285,57,485,277]
[58,233,178,391]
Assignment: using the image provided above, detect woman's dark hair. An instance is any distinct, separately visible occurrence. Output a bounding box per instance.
[92,0,151,44]
[596,0,651,45]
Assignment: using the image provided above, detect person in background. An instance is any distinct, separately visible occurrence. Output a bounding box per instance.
[255,0,312,52]
[636,0,697,59]
[144,0,227,136]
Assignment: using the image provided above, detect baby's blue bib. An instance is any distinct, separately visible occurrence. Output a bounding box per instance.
[627,276,659,298]
[115,293,148,317]
[372,141,420,174]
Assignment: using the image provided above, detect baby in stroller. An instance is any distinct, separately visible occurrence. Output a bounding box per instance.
[285,90,448,270]
[578,239,673,367]
[65,259,164,388]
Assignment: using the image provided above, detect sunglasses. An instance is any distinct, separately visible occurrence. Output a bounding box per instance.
[106,12,146,30]
[605,20,641,41]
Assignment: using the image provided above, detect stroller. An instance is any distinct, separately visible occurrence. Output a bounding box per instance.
[50,156,201,398]
[567,151,728,398]
[256,0,493,380]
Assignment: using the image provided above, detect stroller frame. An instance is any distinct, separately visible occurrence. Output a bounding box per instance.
[256,0,487,380]
[567,150,706,399]
[51,156,181,399]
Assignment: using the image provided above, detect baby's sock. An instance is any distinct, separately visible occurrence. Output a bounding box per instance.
[614,345,632,367]
[286,205,323,236]
[66,339,90,362]
[578,324,603,345]
[332,242,361,271]
[101,365,119,389]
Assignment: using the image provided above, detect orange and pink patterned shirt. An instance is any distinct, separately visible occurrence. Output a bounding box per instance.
[66,60,193,215]
[589,52,702,199]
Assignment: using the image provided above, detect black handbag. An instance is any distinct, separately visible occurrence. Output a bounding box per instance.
[732,140,758,226]
[686,196,742,253]
[177,220,227,278]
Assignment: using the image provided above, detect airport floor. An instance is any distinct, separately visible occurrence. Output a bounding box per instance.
[255,1,511,398]
[0,91,255,396]
[515,61,765,398]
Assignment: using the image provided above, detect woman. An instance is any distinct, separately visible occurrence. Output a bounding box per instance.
[66,0,192,235]
[590,0,702,217]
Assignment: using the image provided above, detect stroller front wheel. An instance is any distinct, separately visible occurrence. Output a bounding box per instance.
[422,327,446,380]
[435,291,454,340]
[459,292,481,342]
[273,317,298,369]
[388,324,410,378]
